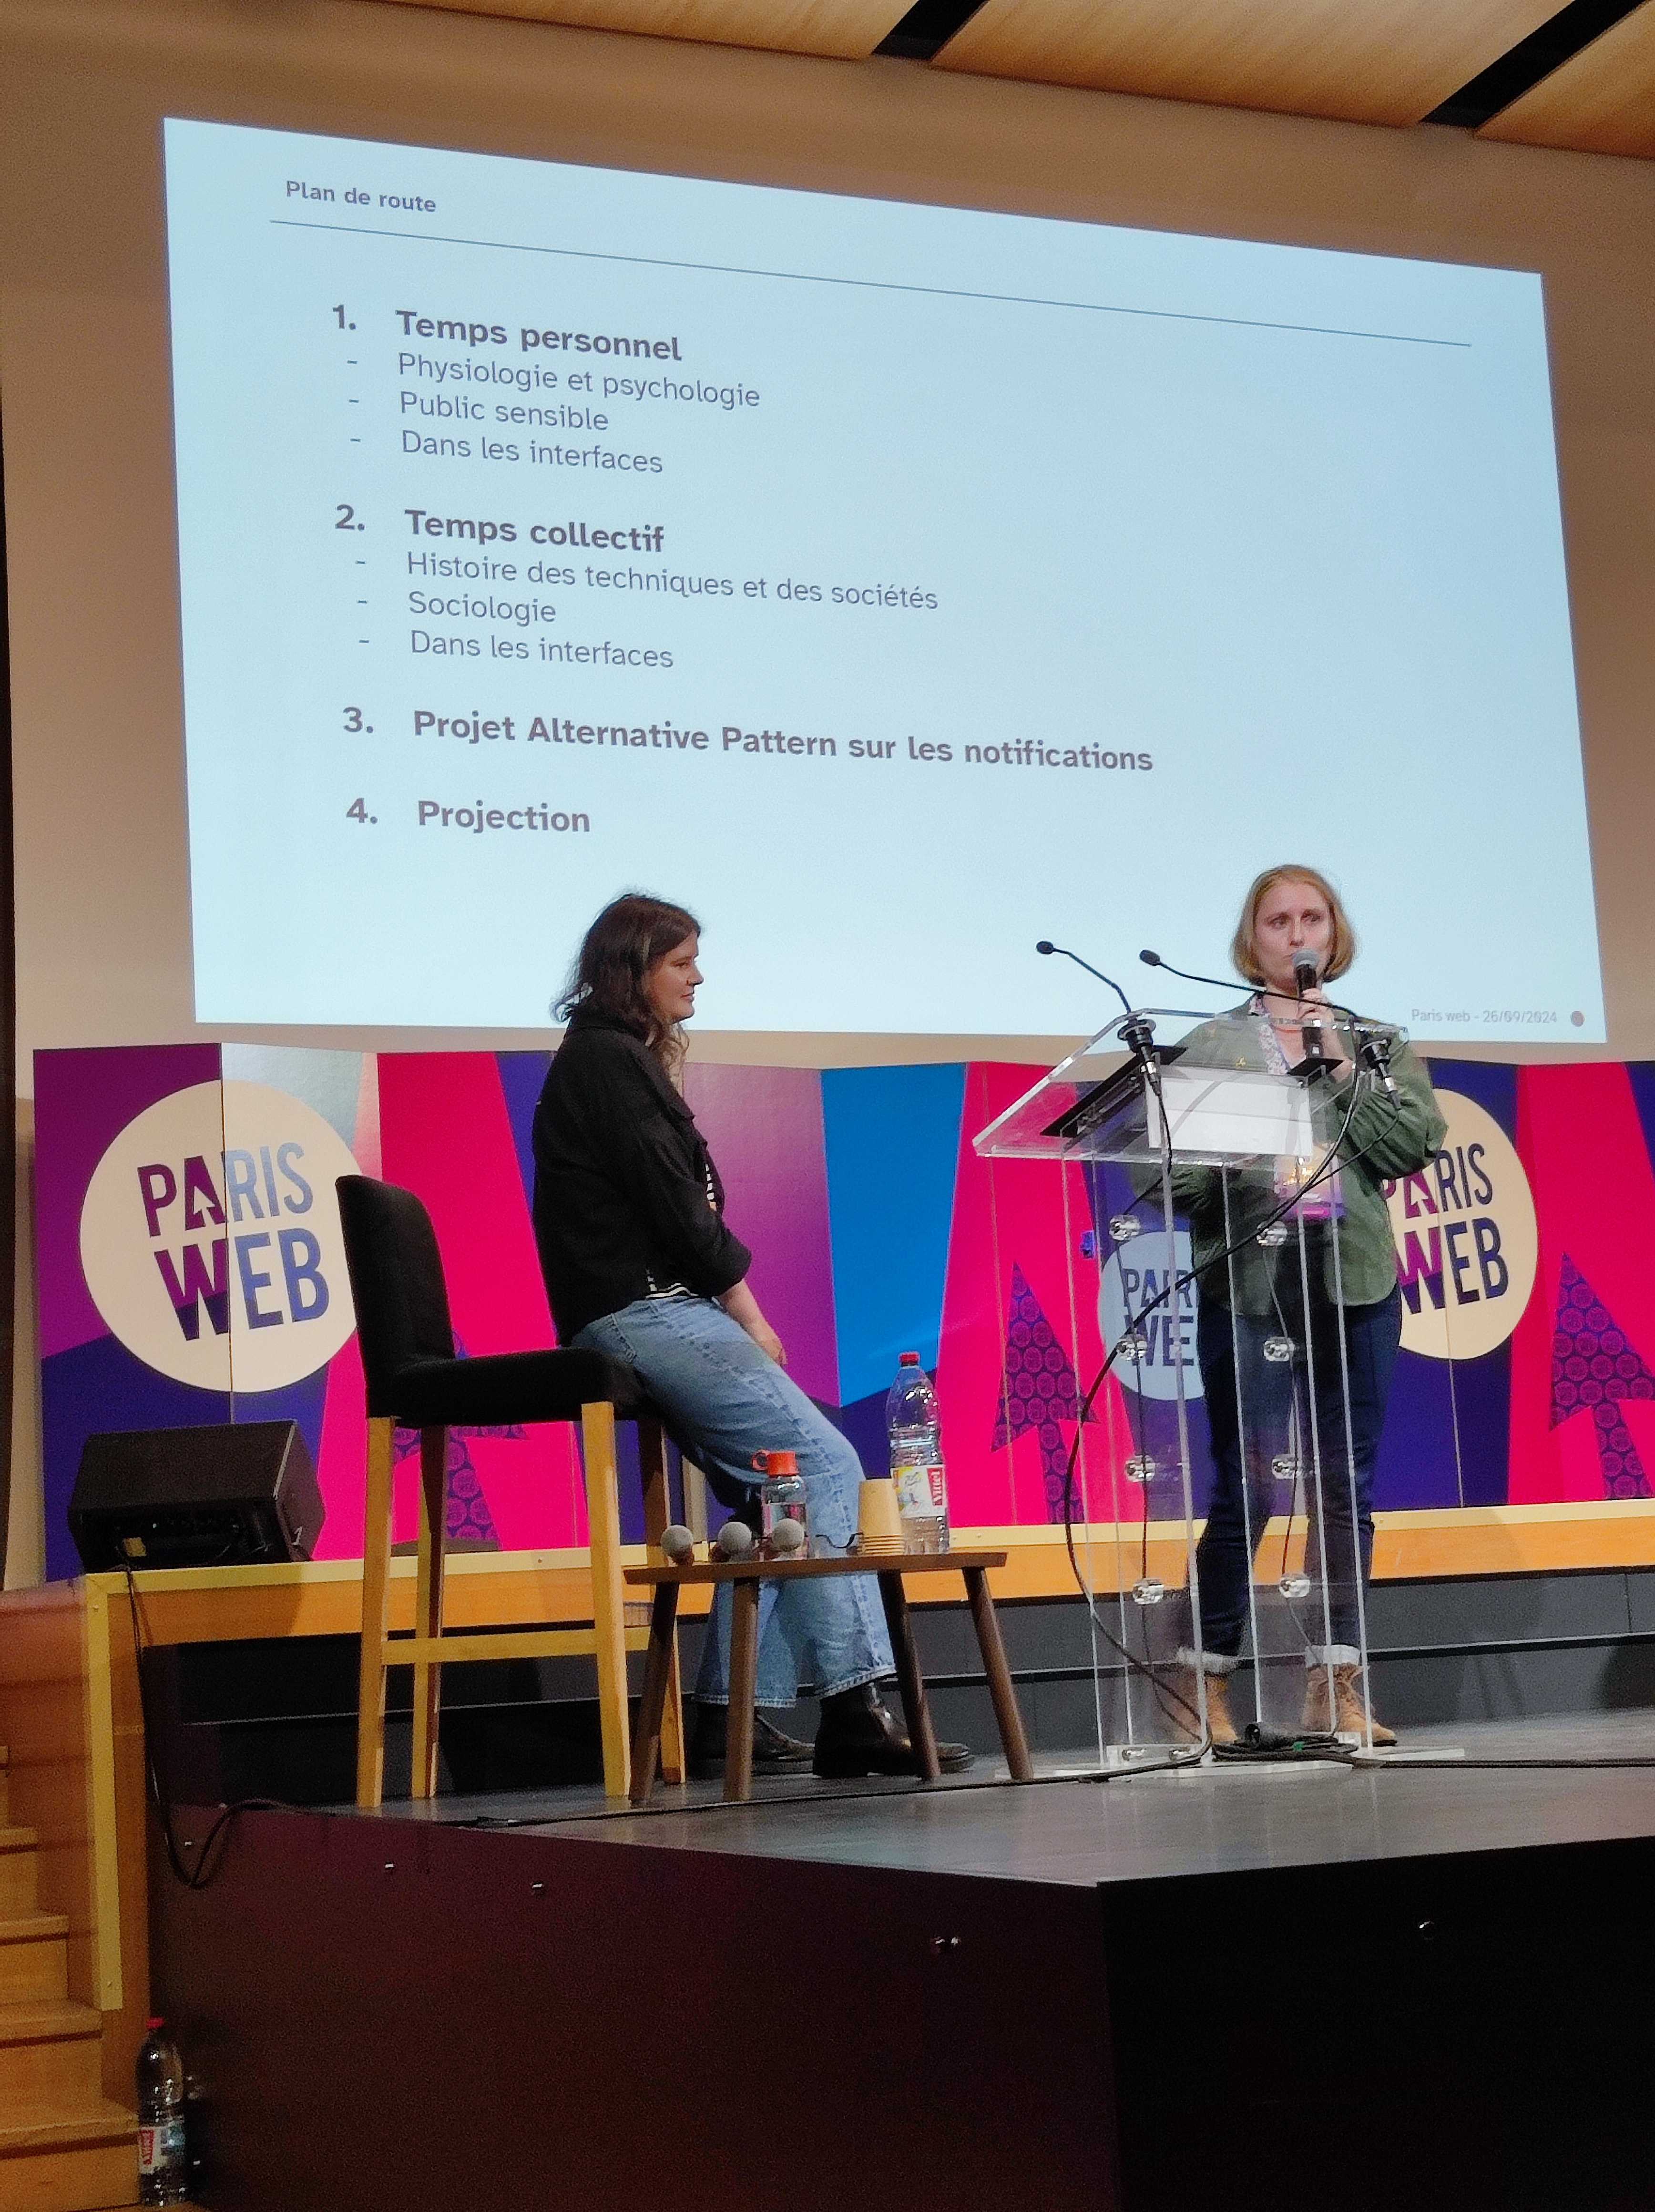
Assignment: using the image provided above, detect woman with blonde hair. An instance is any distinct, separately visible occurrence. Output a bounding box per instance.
[1166,866,1444,1746]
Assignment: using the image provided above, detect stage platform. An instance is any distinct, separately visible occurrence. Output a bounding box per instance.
[152,1712,1655,2212]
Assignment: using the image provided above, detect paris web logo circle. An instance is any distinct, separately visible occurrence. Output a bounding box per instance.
[1384,1090,1538,1361]
[79,1081,361,1392]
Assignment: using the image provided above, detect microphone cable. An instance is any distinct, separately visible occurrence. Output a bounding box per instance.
[122,1562,292,1889]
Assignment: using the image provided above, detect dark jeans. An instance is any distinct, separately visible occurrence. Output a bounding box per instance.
[1192,1280,1401,1660]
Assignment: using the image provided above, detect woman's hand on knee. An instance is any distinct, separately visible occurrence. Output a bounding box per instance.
[746,1316,787,1366]
[719,1279,787,1367]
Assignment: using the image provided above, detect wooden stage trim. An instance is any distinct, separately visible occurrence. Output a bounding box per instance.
[942,1500,1655,1595]
[53,1497,1655,1647]
[50,1493,1655,1702]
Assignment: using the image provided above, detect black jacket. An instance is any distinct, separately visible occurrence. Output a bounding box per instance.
[531,1008,752,1342]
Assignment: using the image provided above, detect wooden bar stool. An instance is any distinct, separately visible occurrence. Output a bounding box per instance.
[625,1549,1033,1804]
[336,1174,686,1807]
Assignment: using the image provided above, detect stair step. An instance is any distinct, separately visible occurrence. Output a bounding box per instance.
[0,2101,138,2155]
[0,2008,100,2052]
[0,1916,70,2006]
[0,1832,40,1918]
[0,1920,68,2026]
[0,2000,101,2045]
[0,2102,138,2212]
[0,1998,103,2108]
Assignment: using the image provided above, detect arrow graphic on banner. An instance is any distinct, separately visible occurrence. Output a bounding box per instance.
[1548,1254,1655,1500]
[993,1262,1088,1523]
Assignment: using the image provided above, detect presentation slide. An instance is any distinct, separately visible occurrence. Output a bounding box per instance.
[162,118,1602,1040]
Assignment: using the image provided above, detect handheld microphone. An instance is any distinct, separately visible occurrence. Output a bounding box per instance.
[1036,940,1133,1018]
[1293,949,1329,1069]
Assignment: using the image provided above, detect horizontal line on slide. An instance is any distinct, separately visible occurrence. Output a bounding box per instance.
[269,217,1472,349]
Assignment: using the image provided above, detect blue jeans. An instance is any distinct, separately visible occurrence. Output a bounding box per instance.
[572,1295,892,1707]
[1189,1282,1401,1666]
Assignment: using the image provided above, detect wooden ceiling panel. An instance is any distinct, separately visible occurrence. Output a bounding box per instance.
[931,0,1566,128]
[383,0,908,63]
[1479,0,1655,155]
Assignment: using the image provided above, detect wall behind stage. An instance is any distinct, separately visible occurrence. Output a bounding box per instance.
[2,0,1654,1575]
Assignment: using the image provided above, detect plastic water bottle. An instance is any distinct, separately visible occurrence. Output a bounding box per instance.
[136,2017,190,2206]
[751,1449,808,1556]
[886,1352,949,1553]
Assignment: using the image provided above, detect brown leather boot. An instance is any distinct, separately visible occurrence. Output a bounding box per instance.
[1165,1665,1237,1746]
[1302,1663,1396,1746]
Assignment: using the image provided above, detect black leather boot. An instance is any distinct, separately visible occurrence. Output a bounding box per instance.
[688,1702,814,1782]
[812,1683,974,1778]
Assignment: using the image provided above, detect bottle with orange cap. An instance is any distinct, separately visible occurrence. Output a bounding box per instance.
[750,1450,809,1557]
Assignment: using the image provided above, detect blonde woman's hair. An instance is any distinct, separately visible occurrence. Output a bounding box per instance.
[1230,866,1357,986]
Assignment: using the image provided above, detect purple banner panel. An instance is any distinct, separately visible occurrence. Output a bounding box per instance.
[684,1064,839,1407]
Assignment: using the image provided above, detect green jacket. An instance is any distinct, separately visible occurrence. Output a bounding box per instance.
[1164,1007,1446,1313]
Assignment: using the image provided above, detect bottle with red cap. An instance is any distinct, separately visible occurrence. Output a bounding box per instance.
[886,1352,950,1553]
[751,1450,808,1556]
[135,2016,190,2204]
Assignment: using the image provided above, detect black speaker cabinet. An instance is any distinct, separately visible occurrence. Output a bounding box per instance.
[69,1421,325,1570]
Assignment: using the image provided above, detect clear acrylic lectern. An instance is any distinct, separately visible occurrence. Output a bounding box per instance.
[974,1010,1377,1762]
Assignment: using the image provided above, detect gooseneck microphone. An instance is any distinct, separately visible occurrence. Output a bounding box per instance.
[1036,940,1134,1017]
[1358,1032,1400,1097]
[1139,947,1236,995]
[1036,941,1157,1075]
[1140,950,1402,1100]
[1143,946,1366,1028]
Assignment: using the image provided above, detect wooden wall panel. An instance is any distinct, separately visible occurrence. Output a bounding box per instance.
[1479,1,1655,156]
[382,0,906,61]
[932,0,1564,128]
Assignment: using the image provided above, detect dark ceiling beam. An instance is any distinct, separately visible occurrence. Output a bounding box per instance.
[1429,0,1645,126]
[880,0,1650,145]
[876,0,988,60]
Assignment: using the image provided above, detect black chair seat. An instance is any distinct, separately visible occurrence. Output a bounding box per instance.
[383,1348,648,1429]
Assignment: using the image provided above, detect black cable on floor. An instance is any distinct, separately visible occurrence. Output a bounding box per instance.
[123,1564,293,1889]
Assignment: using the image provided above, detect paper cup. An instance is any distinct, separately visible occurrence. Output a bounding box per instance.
[858,1478,904,1555]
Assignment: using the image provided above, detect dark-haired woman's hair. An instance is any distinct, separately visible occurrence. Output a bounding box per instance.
[557,892,700,1073]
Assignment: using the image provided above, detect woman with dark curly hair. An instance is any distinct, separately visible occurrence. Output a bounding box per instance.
[531,892,970,1781]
